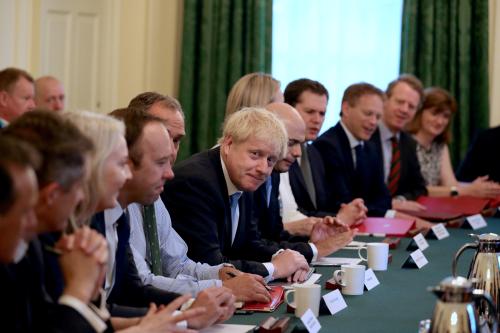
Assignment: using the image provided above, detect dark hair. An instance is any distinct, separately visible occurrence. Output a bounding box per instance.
[406,87,457,144]
[0,67,34,93]
[128,92,184,118]
[284,78,329,107]
[1,110,93,190]
[109,107,165,166]
[342,82,384,107]
[0,136,40,214]
[386,74,424,107]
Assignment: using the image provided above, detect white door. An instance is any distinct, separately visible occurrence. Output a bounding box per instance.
[39,0,109,113]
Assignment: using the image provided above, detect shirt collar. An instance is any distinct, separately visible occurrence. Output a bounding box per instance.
[340,120,363,149]
[220,155,242,197]
[379,121,400,142]
[104,203,126,227]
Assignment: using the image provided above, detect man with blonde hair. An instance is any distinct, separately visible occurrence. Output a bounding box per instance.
[163,108,311,282]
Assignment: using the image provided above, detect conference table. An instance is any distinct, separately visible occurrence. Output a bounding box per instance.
[227,216,500,332]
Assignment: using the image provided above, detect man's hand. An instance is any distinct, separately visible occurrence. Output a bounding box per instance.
[283,217,321,237]
[392,199,426,213]
[271,249,309,280]
[187,287,235,329]
[119,295,205,333]
[337,198,367,226]
[308,219,356,257]
[218,266,242,281]
[57,227,108,304]
[222,273,271,303]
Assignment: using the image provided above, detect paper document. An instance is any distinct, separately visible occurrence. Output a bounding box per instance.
[344,241,367,249]
[200,324,255,333]
[311,257,362,266]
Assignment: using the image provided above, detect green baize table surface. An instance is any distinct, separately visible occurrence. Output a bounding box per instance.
[227,217,500,333]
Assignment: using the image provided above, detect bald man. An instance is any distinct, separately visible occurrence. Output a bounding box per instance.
[34,76,65,111]
[252,102,356,264]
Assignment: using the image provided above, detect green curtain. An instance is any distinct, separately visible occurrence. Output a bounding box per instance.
[178,0,273,162]
[400,0,489,166]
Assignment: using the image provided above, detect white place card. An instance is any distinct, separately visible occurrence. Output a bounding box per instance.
[466,214,487,230]
[364,268,380,290]
[322,289,347,315]
[301,273,322,285]
[431,223,450,240]
[413,233,429,251]
[410,249,429,269]
[300,308,322,333]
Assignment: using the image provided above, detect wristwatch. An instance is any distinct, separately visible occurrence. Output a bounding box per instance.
[450,186,459,197]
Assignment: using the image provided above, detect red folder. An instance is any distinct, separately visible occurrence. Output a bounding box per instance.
[489,196,500,208]
[414,196,490,220]
[242,286,284,312]
[355,217,415,237]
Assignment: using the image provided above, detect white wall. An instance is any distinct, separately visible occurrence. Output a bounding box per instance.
[490,0,500,126]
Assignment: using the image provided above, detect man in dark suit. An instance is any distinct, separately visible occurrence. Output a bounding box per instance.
[252,102,357,263]
[95,108,235,329]
[457,125,500,183]
[0,112,110,332]
[283,79,368,236]
[163,108,311,282]
[370,74,428,213]
[314,83,393,217]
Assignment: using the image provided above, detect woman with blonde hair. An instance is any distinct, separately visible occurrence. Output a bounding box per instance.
[225,72,283,116]
[63,110,132,223]
[407,87,500,198]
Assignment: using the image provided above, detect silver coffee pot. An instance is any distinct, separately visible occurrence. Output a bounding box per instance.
[421,276,498,333]
[452,233,500,322]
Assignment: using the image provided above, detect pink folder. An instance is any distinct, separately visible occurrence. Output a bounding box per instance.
[414,196,490,220]
[356,217,415,237]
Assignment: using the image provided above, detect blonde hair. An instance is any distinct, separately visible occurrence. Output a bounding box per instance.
[63,110,125,223]
[218,107,288,159]
[225,73,281,116]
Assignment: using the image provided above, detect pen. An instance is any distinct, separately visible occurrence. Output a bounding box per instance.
[226,271,273,291]
[44,245,63,256]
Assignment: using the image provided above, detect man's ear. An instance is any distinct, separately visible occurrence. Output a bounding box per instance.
[38,182,61,206]
[221,136,233,156]
[0,91,9,107]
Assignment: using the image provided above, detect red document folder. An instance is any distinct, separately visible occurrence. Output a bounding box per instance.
[355,217,415,237]
[414,196,490,220]
[489,196,500,208]
[241,286,284,312]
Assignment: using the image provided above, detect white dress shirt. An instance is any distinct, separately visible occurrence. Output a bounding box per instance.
[103,204,124,297]
[128,199,223,296]
[279,171,308,223]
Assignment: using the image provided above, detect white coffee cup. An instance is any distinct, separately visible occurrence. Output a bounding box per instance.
[358,242,389,271]
[284,284,321,317]
[333,264,365,295]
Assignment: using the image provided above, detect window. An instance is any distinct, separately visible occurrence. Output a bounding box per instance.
[273,0,403,133]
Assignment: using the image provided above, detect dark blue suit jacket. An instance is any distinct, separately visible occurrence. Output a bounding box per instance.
[0,239,99,332]
[370,129,427,200]
[457,126,500,183]
[91,212,179,309]
[288,144,335,216]
[252,171,313,262]
[162,147,278,277]
[313,123,391,217]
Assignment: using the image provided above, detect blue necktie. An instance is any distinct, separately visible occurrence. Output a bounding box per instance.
[229,192,242,244]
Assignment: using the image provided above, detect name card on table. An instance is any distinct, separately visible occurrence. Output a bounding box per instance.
[322,289,347,316]
[300,309,322,333]
[406,233,429,251]
[413,233,429,251]
[402,249,429,269]
[428,223,450,240]
[466,214,488,230]
[364,269,380,290]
